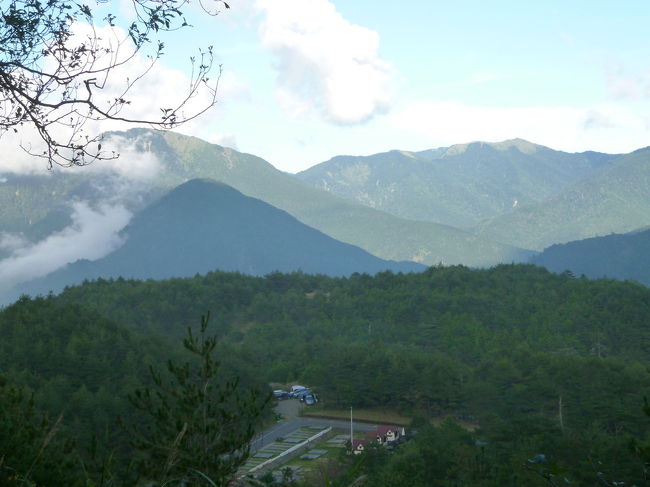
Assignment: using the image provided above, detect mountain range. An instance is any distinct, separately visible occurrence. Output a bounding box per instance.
[0,129,530,268]
[475,147,650,250]
[296,139,650,251]
[8,179,423,302]
[296,139,617,229]
[2,129,650,299]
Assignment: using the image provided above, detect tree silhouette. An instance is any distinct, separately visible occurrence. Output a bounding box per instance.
[0,0,229,168]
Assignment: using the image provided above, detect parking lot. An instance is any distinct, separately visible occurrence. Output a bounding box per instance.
[275,396,304,419]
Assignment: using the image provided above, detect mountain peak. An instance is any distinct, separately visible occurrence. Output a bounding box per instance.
[442,138,540,157]
[488,138,540,154]
[174,177,231,192]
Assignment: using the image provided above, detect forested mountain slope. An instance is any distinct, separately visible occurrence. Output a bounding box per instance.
[0,297,154,435]
[5,264,650,485]
[54,264,650,364]
[476,147,650,250]
[0,129,532,268]
[9,179,424,301]
[297,139,615,228]
[530,227,650,285]
[0,295,271,486]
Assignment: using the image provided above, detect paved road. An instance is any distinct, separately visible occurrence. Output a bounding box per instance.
[252,400,378,452]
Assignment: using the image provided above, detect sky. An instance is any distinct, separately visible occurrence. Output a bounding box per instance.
[2,0,650,174]
[160,0,650,173]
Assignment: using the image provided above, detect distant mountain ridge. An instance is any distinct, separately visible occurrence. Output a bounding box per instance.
[4,130,650,295]
[296,138,617,228]
[530,227,650,286]
[1,129,531,268]
[8,179,425,302]
[475,147,650,250]
[295,138,650,253]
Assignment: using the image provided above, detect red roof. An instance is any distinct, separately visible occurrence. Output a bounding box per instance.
[352,438,369,449]
[376,425,399,437]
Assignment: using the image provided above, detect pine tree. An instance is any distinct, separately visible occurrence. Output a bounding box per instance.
[127,313,271,486]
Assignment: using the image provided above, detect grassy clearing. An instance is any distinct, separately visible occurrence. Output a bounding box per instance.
[301,407,478,430]
[301,406,411,425]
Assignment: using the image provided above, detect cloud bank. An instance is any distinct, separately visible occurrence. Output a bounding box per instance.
[254,0,392,124]
[390,101,650,154]
[0,202,131,294]
[0,133,166,301]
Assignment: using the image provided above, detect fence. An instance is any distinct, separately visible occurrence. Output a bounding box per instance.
[247,426,333,474]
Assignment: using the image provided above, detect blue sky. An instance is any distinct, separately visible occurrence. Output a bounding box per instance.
[183,0,649,173]
[5,0,649,174]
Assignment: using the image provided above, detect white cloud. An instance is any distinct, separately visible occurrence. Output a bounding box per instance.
[84,133,163,182]
[0,19,239,174]
[389,101,650,154]
[0,128,48,174]
[207,133,239,149]
[0,233,29,253]
[0,202,131,292]
[605,69,650,101]
[254,0,393,124]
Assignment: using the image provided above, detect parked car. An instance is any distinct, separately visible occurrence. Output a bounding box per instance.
[290,389,309,399]
[273,390,290,400]
[295,389,313,400]
[304,393,317,406]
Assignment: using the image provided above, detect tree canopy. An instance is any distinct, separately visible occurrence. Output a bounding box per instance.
[3,265,650,484]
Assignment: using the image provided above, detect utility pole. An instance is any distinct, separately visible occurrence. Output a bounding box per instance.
[350,406,354,452]
[595,332,603,359]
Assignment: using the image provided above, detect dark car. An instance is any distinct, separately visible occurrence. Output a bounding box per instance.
[273,390,290,400]
[290,388,309,399]
[304,393,317,406]
[296,389,313,400]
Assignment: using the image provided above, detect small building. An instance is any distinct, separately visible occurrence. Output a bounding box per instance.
[351,438,370,455]
[375,425,404,446]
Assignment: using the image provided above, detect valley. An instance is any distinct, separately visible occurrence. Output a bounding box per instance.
[2,2,649,485]
[2,133,650,486]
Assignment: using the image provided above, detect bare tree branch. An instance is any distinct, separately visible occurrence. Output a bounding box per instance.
[0,0,228,168]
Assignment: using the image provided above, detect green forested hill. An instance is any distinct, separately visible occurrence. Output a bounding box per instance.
[54,264,650,363]
[53,265,650,420]
[4,265,650,485]
[0,297,160,440]
[296,139,615,228]
[0,295,272,486]
[476,147,650,250]
[0,296,266,438]
[50,265,650,486]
